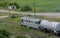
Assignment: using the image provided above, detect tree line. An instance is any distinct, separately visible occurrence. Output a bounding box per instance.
[0,2,32,11]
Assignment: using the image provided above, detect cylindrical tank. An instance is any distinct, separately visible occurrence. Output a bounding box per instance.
[40,20,60,32]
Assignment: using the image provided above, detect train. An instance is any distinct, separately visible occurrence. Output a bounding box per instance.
[20,16,60,35]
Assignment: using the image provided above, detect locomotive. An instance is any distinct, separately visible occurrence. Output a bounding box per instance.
[20,16,60,35]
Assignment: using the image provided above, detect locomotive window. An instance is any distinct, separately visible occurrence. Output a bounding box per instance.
[35,21,41,24]
[29,20,30,23]
[26,20,28,22]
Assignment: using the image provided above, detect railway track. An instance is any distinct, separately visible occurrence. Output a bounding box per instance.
[15,30,47,38]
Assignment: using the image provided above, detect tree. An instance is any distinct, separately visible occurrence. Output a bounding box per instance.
[56,9,60,12]
[8,2,19,9]
[21,6,32,11]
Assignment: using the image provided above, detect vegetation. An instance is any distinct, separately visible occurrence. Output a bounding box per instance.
[21,6,32,11]
[0,1,8,8]
[10,14,18,18]
[0,0,60,12]
[0,29,11,38]
[0,12,8,16]
[39,15,60,22]
[8,2,20,9]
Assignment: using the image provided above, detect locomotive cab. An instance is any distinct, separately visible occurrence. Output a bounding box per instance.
[20,16,42,30]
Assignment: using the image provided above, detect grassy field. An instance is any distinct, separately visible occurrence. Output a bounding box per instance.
[0,12,9,16]
[0,0,60,12]
[39,15,60,22]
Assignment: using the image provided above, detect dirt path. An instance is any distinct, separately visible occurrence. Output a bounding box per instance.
[0,9,60,17]
[0,16,8,18]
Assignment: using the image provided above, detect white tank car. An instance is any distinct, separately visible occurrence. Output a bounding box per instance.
[40,20,60,33]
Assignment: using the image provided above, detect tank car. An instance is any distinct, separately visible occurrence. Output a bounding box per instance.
[40,20,60,35]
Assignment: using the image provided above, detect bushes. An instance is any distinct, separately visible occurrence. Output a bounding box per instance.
[0,1,8,8]
[0,29,11,38]
[21,6,32,11]
[11,14,18,18]
[56,9,60,12]
[8,2,19,9]
[16,35,26,38]
[0,1,32,11]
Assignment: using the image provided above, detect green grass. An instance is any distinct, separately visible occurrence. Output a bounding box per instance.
[39,15,60,22]
[9,17,21,22]
[0,12,9,16]
[1,0,60,12]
